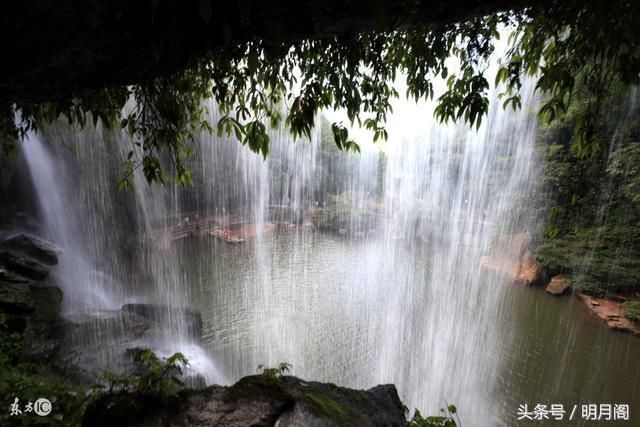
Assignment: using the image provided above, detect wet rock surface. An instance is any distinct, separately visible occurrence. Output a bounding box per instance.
[65,309,152,343]
[546,274,570,296]
[577,294,640,335]
[0,232,60,266]
[480,233,544,286]
[122,303,202,339]
[0,235,65,361]
[82,375,407,427]
[63,304,204,386]
[0,250,50,281]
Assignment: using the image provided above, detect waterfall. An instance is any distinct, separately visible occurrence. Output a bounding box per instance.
[21,124,223,384]
[21,131,124,311]
[371,80,540,422]
[181,78,539,424]
[19,63,541,425]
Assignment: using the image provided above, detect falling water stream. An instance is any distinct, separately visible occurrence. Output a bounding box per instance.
[18,63,640,425]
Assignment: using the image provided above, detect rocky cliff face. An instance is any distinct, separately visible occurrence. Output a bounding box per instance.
[0,232,65,361]
[479,232,544,286]
[82,375,407,427]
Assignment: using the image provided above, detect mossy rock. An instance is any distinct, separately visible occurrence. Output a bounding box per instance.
[82,375,407,427]
[29,284,63,320]
[0,282,35,315]
[0,250,50,281]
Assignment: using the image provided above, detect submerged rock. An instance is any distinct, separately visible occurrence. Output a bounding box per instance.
[82,375,407,427]
[546,274,570,296]
[0,233,60,266]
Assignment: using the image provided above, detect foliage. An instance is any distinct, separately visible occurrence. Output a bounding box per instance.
[569,275,608,299]
[95,349,189,397]
[623,301,640,322]
[0,316,192,426]
[535,89,640,297]
[496,1,640,159]
[1,1,637,186]
[0,316,87,426]
[408,404,459,427]
[256,362,291,380]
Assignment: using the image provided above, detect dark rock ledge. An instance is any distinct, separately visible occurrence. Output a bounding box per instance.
[0,233,64,361]
[82,375,407,427]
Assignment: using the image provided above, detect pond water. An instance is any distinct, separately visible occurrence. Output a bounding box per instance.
[180,231,640,426]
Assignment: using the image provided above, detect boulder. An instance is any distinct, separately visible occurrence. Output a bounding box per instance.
[60,310,155,385]
[20,284,65,361]
[491,233,531,263]
[122,303,202,339]
[0,233,60,266]
[515,251,544,286]
[0,281,35,314]
[0,277,65,360]
[546,274,570,296]
[0,250,50,281]
[0,266,29,283]
[0,237,63,362]
[481,234,547,287]
[0,275,63,327]
[481,233,531,282]
[82,375,407,427]
[28,283,63,320]
[65,309,152,344]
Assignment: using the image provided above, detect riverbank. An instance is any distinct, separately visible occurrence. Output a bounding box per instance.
[481,232,640,337]
[577,294,640,335]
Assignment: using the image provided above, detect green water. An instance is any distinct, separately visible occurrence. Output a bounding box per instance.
[180,231,640,426]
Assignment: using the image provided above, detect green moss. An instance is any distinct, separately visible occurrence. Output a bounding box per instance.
[29,284,63,320]
[301,391,352,424]
[223,374,291,402]
[225,376,372,426]
[0,283,34,314]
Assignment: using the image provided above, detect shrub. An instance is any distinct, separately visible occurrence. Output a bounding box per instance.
[95,348,189,397]
[408,404,459,427]
[256,362,291,380]
[623,301,640,321]
[0,316,87,426]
